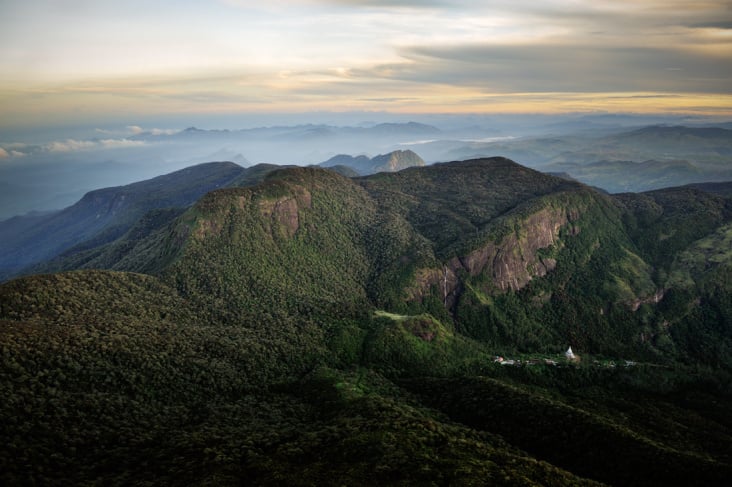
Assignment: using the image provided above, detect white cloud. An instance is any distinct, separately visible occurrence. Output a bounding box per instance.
[126,125,177,136]
[149,128,178,135]
[46,139,97,152]
[98,138,146,149]
[45,138,145,152]
[0,144,31,158]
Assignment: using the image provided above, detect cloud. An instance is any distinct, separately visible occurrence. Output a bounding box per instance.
[359,97,419,103]
[98,139,146,149]
[149,128,178,135]
[45,138,145,152]
[388,43,732,93]
[0,143,32,157]
[127,125,178,136]
[689,21,732,30]
[222,0,459,8]
[2,0,732,120]
[0,147,27,158]
[46,139,97,152]
[312,0,459,6]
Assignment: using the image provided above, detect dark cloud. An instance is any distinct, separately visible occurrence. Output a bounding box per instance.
[318,0,475,7]
[688,21,732,29]
[381,43,732,93]
[359,97,419,102]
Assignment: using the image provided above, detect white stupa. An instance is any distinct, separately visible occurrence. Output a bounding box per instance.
[565,346,575,360]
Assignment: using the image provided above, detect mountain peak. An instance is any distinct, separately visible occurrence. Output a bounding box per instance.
[319,149,425,175]
[370,149,425,172]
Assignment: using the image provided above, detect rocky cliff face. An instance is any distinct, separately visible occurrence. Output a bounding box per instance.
[185,180,315,243]
[257,185,313,238]
[456,207,578,291]
[407,204,582,306]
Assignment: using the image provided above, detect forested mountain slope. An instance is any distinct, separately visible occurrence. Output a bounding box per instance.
[0,162,247,281]
[2,158,731,485]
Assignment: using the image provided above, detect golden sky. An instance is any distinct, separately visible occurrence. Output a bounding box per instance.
[1,0,731,128]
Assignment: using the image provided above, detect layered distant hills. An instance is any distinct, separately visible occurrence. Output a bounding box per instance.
[2,157,732,485]
[423,125,732,193]
[3,122,732,219]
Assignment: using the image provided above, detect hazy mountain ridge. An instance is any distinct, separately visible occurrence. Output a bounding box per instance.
[684,181,732,197]
[0,121,442,219]
[420,125,732,193]
[0,162,289,281]
[3,121,730,220]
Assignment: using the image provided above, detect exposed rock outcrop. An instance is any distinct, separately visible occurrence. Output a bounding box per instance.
[258,186,312,238]
[407,205,582,305]
[457,207,574,292]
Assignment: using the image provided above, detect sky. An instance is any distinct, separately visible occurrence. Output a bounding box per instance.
[1,0,732,132]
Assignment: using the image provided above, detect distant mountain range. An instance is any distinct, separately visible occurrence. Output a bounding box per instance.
[414,125,732,193]
[131,121,441,142]
[684,180,732,197]
[435,125,732,167]
[3,122,731,220]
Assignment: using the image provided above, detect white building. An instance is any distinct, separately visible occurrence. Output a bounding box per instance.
[565,346,575,360]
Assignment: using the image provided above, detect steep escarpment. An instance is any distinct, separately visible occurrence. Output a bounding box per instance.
[451,204,577,292]
[403,203,575,306]
[361,159,593,301]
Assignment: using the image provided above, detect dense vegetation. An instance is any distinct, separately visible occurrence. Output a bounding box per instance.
[2,158,731,485]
